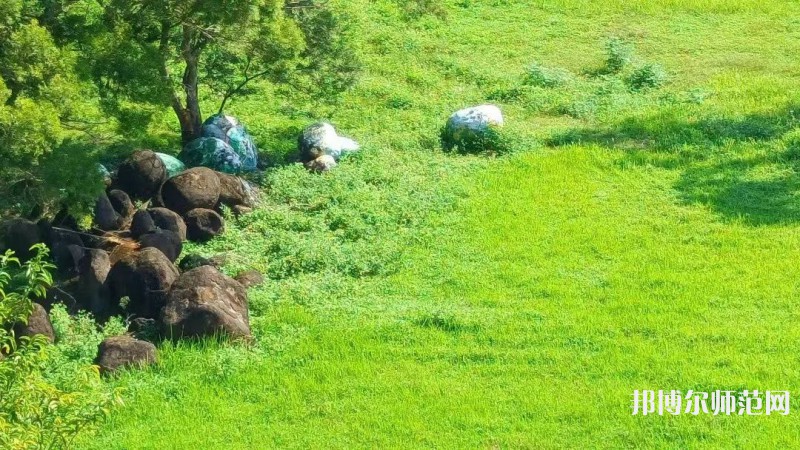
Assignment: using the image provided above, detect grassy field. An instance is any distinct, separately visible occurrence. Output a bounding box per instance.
[80,0,800,448]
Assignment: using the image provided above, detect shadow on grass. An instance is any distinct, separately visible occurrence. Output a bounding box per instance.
[547,103,800,225]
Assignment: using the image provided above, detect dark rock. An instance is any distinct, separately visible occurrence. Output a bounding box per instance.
[147,208,187,241]
[107,248,180,319]
[160,167,220,214]
[108,189,136,219]
[216,172,254,208]
[1,218,42,261]
[129,317,158,339]
[161,266,250,340]
[233,270,264,289]
[139,229,182,263]
[14,303,55,343]
[46,226,85,277]
[95,335,157,374]
[116,150,168,200]
[44,279,80,312]
[178,253,215,272]
[51,207,79,231]
[130,210,156,239]
[94,192,122,231]
[184,208,225,242]
[77,249,112,318]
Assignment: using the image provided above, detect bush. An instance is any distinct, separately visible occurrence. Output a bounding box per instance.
[441,124,520,155]
[523,63,573,88]
[626,63,669,91]
[0,246,121,449]
[604,37,633,74]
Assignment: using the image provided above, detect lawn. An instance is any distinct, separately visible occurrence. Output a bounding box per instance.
[81,0,800,448]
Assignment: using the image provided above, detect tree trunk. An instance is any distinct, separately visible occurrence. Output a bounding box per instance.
[176,25,204,145]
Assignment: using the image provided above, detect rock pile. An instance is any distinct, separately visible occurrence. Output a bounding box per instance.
[0,147,266,374]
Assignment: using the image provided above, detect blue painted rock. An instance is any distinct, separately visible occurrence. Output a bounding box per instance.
[155,152,186,178]
[180,114,259,173]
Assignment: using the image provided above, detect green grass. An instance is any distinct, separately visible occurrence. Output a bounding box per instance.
[79,0,800,448]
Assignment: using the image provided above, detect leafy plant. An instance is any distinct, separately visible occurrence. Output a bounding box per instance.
[0,246,121,449]
[604,37,633,74]
[523,63,573,88]
[626,63,669,91]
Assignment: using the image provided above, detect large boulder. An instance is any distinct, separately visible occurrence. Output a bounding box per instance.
[186,114,258,173]
[77,249,112,318]
[94,192,123,231]
[184,209,225,242]
[442,104,505,153]
[130,210,156,239]
[216,172,255,208]
[161,266,250,340]
[160,167,221,214]
[95,335,157,374]
[1,218,42,261]
[107,248,180,319]
[107,189,135,219]
[298,122,360,163]
[147,208,187,241]
[116,150,168,200]
[139,229,182,263]
[14,303,55,343]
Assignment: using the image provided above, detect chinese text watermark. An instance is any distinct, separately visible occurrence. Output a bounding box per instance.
[632,390,790,416]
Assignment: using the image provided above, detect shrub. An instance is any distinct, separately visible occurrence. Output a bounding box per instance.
[604,37,633,74]
[523,63,573,88]
[0,246,121,449]
[441,124,520,155]
[626,63,669,91]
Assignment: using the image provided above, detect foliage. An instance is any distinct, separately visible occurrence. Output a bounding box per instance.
[626,63,669,91]
[440,124,520,155]
[0,2,109,217]
[603,37,633,74]
[53,0,360,143]
[0,246,121,449]
[523,62,573,88]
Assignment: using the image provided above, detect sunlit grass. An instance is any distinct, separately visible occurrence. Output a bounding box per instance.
[82,0,800,448]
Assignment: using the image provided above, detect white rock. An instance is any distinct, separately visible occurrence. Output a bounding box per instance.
[443,104,504,151]
[299,122,360,162]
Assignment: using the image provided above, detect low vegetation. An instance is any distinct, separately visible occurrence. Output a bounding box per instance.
[2,0,800,448]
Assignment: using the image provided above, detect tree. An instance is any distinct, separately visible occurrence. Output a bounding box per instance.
[0,0,108,217]
[57,0,360,145]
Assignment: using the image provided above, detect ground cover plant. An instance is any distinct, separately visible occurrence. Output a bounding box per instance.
[2,0,800,448]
